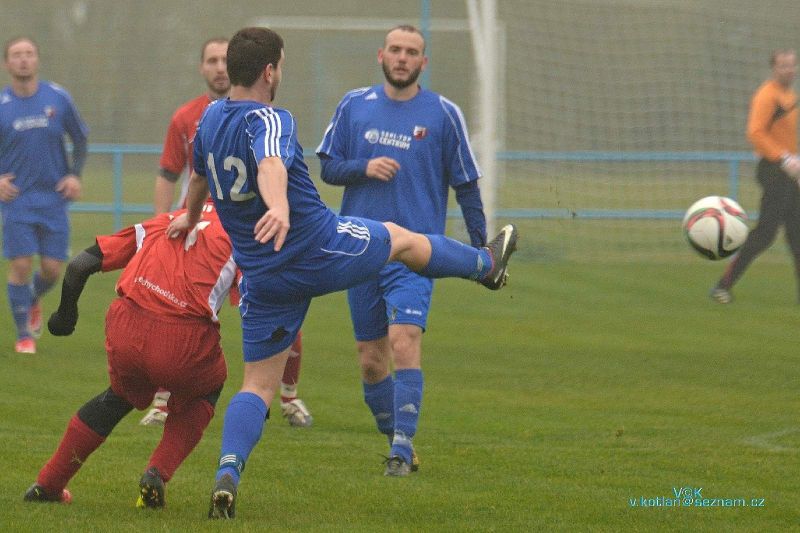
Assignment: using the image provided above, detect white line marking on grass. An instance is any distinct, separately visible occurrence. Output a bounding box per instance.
[742,427,800,452]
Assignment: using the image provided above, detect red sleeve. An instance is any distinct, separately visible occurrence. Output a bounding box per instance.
[159,110,189,176]
[97,214,172,271]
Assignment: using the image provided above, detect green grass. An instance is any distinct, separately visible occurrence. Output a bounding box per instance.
[1,219,799,531]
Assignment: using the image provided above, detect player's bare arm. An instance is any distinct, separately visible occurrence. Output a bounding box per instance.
[253,157,290,250]
[153,175,177,214]
[0,173,19,201]
[55,175,82,200]
[366,156,400,181]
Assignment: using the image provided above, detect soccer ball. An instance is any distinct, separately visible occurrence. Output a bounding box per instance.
[682,196,749,260]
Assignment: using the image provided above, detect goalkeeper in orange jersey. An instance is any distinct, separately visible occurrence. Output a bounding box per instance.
[712,49,800,303]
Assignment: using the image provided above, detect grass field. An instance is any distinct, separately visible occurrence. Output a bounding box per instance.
[1,215,799,532]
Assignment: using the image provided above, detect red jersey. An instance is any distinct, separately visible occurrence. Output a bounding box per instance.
[159,94,213,204]
[97,202,239,322]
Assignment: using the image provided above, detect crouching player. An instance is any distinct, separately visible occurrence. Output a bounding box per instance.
[23,200,238,509]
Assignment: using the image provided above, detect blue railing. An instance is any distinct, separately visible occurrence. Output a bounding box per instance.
[71,145,758,229]
[71,144,162,229]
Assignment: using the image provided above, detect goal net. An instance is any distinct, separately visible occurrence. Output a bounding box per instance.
[484,0,799,263]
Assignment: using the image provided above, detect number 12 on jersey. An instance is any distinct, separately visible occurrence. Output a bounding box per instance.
[207,153,256,202]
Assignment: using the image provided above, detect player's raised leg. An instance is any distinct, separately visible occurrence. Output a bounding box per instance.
[385,222,519,289]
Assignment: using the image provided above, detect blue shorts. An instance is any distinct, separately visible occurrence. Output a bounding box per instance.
[2,206,70,260]
[347,263,433,341]
[240,216,391,361]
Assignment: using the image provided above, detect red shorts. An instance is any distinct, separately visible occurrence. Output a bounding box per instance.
[105,298,227,413]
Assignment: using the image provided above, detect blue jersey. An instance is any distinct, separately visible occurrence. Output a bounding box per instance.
[316,84,481,234]
[0,81,88,210]
[193,99,336,278]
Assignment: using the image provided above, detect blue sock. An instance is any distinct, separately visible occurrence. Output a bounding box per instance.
[32,271,55,301]
[7,283,33,340]
[419,234,491,280]
[216,392,268,485]
[391,369,424,463]
[363,375,394,439]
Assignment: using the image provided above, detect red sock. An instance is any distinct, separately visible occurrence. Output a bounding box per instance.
[147,399,213,482]
[281,333,303,403]
[37,415,105,495]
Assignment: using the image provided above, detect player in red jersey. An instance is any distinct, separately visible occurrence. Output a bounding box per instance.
[146,37,311,427]
[24,201,237,508]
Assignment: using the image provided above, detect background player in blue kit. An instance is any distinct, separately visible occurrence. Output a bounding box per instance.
[0,36,88,354]
[166,27,517,519]
[316,25,487,476]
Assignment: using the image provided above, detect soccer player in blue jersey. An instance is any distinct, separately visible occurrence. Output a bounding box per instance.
[317,24,487,476]
[165,27,517,519]
[0,36,88,354]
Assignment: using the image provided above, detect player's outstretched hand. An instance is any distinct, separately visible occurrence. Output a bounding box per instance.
[48,310,77,336]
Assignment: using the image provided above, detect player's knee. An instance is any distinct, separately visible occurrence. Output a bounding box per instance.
[357,341,390,382]
[8,257,33,283]
[77,387,134,437]
[389,329,422,368]
[384,222,413,254]
[39,257,64,281]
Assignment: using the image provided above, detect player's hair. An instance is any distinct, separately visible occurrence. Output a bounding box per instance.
[769,48,796,67]
[385,24,426,53]
[201,37,228,61]
[227,27,284,87]
[3,36,38,60]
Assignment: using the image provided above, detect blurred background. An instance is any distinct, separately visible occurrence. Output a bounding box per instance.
[2,0,799,262]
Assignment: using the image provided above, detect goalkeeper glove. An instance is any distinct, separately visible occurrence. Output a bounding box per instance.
[780,154,800,179]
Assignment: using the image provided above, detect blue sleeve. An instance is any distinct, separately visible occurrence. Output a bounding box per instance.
[69,135,87,177]
[63,94,89,176]
[319,156,370,186]
[441,98,481,187]
[316,93,352,159]
[454,180,487,247]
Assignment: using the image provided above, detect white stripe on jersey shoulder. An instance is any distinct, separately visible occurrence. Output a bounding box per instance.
[438,95,482,180]
[44,81,75,103]
[134,223,146,251]
[315,87,372,153]
[349,86,373,98]
[252,107,288,157]
[248,107,295,157]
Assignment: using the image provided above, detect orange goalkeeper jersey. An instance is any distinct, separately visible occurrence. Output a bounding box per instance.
[746,79,798,161]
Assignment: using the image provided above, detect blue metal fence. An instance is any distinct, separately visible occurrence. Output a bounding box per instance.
[71,145,758,229]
